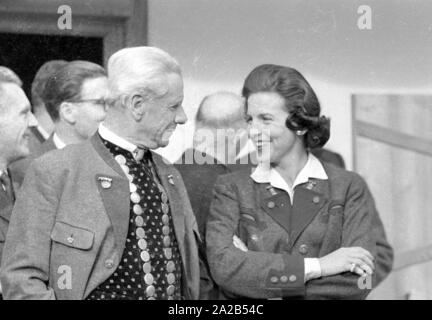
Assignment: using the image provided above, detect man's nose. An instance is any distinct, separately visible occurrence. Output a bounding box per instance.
[175,106,188,124]
[28,112,38,128]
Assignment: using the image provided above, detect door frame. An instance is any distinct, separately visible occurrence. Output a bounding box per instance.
[0,0,147,66]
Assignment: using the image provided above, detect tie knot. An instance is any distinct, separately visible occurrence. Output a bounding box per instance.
[133,148,147,162]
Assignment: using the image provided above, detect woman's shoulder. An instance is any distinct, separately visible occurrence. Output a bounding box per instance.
[322,162,369,192]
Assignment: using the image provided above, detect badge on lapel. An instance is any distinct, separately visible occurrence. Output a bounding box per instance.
[98,176,113,189]
[167,174,175,185]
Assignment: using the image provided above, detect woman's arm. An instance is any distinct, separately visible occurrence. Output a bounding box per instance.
[206,176,306,299]
[306,174,377,299]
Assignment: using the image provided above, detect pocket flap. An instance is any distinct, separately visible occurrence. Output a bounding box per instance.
[50,221,95,250]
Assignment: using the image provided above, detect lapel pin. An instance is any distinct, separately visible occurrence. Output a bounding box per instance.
[266,185,277,196]
[167,174,175,185]
[98,177,112,189]
[306,181,316,190]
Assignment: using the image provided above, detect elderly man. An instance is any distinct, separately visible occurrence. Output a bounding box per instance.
[0,47,201,300]
[10,60,107,187]
[0,69,38,296]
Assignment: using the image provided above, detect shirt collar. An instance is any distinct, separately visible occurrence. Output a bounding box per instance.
[98,123,139,155]
[37,125,50,140]
[250,153,328,203]
[53,133,66,149]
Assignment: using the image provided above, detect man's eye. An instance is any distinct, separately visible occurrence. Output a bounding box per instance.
[245,116,252,123]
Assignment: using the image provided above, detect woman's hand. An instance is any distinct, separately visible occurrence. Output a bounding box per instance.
[318,247,375,277]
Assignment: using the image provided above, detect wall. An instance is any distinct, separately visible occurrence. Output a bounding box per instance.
[147,0,432,169]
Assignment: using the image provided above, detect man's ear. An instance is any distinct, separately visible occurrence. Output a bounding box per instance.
[58,102,76,125]
[129,93,146,121]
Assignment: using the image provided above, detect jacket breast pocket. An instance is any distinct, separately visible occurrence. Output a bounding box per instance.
[50,221,95,251]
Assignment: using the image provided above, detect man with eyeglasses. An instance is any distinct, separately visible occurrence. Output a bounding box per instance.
[8,60,107,186]
[41,60,108,151]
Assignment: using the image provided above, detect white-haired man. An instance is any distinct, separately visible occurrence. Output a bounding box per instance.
[0,47,202,300]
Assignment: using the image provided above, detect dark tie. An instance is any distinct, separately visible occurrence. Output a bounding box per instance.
[0,170,15,203]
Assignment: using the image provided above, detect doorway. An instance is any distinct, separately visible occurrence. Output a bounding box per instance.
[0,33,103,99]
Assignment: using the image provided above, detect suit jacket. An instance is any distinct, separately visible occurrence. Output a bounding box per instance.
[9,134,56,189]
[0,134,201,300]
[206,162,382,300]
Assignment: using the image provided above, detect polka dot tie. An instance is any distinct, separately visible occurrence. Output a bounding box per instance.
[86,137,183,300]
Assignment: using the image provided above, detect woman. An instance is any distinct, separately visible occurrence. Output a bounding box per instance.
[206,64,377,300]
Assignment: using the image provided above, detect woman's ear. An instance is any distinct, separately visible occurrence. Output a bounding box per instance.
[129,93,146,121]
[58,102,77,125]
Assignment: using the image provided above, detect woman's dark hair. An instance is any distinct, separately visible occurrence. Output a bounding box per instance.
[43,60,106,121]
[242,64,330,149]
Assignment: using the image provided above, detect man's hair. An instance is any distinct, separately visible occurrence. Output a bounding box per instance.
[43,60,106,121]
[107,46,181,105]
[195,91,245,130]
[0,66,22,87]
[31,60,68,110]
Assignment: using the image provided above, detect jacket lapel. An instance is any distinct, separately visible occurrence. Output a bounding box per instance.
[152,154,186,266]
[90,134,130,256]
[257,182,292,235]
[288,179,329,249]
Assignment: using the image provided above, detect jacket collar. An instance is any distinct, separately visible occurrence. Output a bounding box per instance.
[251,152,327,203]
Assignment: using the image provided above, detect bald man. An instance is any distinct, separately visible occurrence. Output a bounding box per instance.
[175,91,252,298]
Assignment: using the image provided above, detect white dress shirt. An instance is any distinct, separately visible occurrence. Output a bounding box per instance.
[53,133,66,149]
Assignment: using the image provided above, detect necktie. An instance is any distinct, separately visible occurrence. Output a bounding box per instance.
[0,170,15,203]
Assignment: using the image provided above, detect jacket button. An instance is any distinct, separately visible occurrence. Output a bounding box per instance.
[67,236,74,244]
[313,196,320,204]
[250,234,259,241]
[299,244,308,255]
[267,201,275,209]
[280,275,288,283]
[270,276,278,283]
[289,275,297,282]
[105,259,114,269]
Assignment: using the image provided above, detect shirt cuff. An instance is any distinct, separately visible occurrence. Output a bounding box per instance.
[304,258,322,282]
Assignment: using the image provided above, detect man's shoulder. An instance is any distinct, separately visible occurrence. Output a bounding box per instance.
[31,141,94,172]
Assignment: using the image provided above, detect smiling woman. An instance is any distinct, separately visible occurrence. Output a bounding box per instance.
[205,64,393,300]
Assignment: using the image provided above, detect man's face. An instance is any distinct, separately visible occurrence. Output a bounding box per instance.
[137,73,187,149]
[0,83,37,163]
[72,76,108,139]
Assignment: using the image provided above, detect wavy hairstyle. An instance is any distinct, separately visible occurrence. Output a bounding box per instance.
[242,64,330,149]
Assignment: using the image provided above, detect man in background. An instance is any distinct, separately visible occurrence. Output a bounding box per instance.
[10,60,108,186]
[30,60,68,144]
[0,71,38,296]
[175,91,248,298]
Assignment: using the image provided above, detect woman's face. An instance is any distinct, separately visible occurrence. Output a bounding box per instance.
[246,91,299,165]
